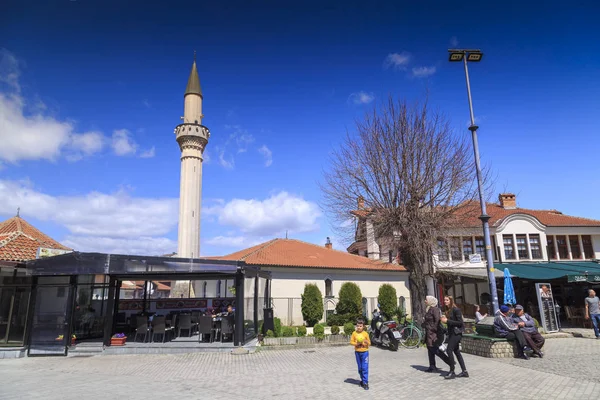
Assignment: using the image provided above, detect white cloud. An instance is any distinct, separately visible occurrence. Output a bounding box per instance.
[62,236,177,256]
[412,66,437,78]
[205,235,264,249]
[204,191,321,236]
[258,145,273,167]
[216,146,234,169]
[349,91,375,105]
[450,36,459,47]
[0,49,21,92]
[384,52,411,70]
[142,99,151,109]
[139,146,156,158]
[0,93,107,163]
[111,129,138,156]
[0,179,178,239]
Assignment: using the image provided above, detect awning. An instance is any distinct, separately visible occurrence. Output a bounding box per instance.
[438,261,600,281]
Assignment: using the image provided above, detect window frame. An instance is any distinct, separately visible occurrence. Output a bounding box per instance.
[529,234,542,259]
[503,235,516,260]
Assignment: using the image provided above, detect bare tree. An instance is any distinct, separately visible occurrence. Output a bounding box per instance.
[321,97,485,321]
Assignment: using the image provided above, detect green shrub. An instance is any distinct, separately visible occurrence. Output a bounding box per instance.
[266,329,275,338]
[378,284,397,319]
[301,283,324,327]
[331,325,340,335]
[344,322,355,336]
[327,313,369,327]
[273,317,282,337]
[282,326,295,337]
[335,282,363,320]
[313,323,325,339]
[297,326,307,337]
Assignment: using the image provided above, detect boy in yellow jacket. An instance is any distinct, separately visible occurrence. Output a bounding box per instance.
[350,318,371,390]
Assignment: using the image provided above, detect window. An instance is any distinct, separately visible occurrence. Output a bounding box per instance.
[325,279,333,297]
[217,279,222,298]
[388,250,393,263]
[450,237,462,261]
[491,236,498,260]
[529,234,542,259]
[503,235,515,260]
[556,235,569,259]
[516,234,529,259]
[475,237,486,260]
[462,237,473,258]
[437,239,449,261]
[582,235,595,259]
[547,236,557,259]
[569,235,582,259]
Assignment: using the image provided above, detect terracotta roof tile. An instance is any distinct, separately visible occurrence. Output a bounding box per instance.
[0,216,71,262]
[209,238,405,271]
[351,202,600,228]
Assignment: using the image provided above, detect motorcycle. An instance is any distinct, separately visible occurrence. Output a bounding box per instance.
[368,309,400,351]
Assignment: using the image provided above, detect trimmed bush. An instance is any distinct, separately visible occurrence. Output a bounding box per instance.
[344,322,355,336]
[327,313,369,327]
[378,284,397,319]
[301,283,324,327]
[331,325,340,335]
[313,323,325,339]
[297,326,307,337]
[273,317,282,337]
[336,282,363,321]
[281,326,295,337]
[266,329,275,338]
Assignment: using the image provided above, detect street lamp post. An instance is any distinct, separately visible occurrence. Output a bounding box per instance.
[448,49,499,315]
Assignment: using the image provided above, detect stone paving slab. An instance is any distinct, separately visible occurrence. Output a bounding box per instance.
[0,337,598,399]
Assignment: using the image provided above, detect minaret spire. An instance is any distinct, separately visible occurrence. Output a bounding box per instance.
[175,56,210,258]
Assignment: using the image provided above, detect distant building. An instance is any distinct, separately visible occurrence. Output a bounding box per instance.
[211,237,410,325]
[0,214,71,263]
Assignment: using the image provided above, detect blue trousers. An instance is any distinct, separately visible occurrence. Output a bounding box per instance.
[591,314,600,337]
[355,351,369,384]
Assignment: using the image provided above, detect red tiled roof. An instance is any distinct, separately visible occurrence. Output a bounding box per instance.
[351,202,600,228]
[0,216,71,262]
[209,238,406,271]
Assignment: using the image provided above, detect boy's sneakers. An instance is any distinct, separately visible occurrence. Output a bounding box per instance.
[359,382,364,388]
[363,383,369,391]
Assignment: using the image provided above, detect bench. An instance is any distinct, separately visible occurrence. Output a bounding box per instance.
[460,322,520,358]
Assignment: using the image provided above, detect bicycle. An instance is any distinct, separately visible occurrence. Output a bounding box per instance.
[397,318,423,349]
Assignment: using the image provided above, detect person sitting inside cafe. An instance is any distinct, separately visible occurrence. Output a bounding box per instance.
[494,304,530,359]
[223,304,235,318]
[511,304,545,358]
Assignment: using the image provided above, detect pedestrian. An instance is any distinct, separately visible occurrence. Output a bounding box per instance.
[585,289,600,339]
[440,295,468,379]
[349,317,370,390]
[494,304,529,359]
[423,295,451,373]
[475,305,487,323]
[511,304,545,357]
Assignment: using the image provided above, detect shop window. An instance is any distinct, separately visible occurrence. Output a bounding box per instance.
[529,234,542,259]
[569,236,582,259]
[582,235,595,259]
[516,235,528,259]
[503,235,515,260]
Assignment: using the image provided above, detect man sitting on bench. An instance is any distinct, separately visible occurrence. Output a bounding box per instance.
[511,304,544,358]
[494,305,529,360]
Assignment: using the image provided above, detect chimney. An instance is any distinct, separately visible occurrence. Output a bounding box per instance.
[499,193,517,209]
[357,196,365,210]
[325,237,332,249]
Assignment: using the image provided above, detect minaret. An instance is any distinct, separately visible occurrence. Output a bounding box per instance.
[175,54,210,258]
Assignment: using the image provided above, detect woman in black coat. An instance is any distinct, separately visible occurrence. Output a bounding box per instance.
[423,295,450,372]
[440,295,468,379]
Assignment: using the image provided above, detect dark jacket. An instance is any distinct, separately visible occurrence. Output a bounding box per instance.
[511,313,537,334]
[494,312,518,337]
[423,306,444,347]
[445,307,464,335]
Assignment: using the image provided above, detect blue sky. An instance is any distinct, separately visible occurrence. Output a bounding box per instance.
[1,1,599,256]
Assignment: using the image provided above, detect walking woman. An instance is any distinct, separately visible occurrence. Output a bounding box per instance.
[423,295,450,373]
[440,295,468,379]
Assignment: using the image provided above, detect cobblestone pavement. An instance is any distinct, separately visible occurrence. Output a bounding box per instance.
[0,337,598,400]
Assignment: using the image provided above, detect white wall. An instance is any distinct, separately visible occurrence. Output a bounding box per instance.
[264,266,411,325]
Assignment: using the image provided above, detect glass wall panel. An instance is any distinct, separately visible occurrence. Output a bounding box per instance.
[72,275,109,340]
[257,277,267,333]
[29,283,72,355]
[244,276,256,342]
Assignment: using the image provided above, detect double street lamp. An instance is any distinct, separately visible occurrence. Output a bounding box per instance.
[448,49,500,315]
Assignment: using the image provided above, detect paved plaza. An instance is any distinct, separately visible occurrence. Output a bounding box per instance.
[0,337,598,400]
